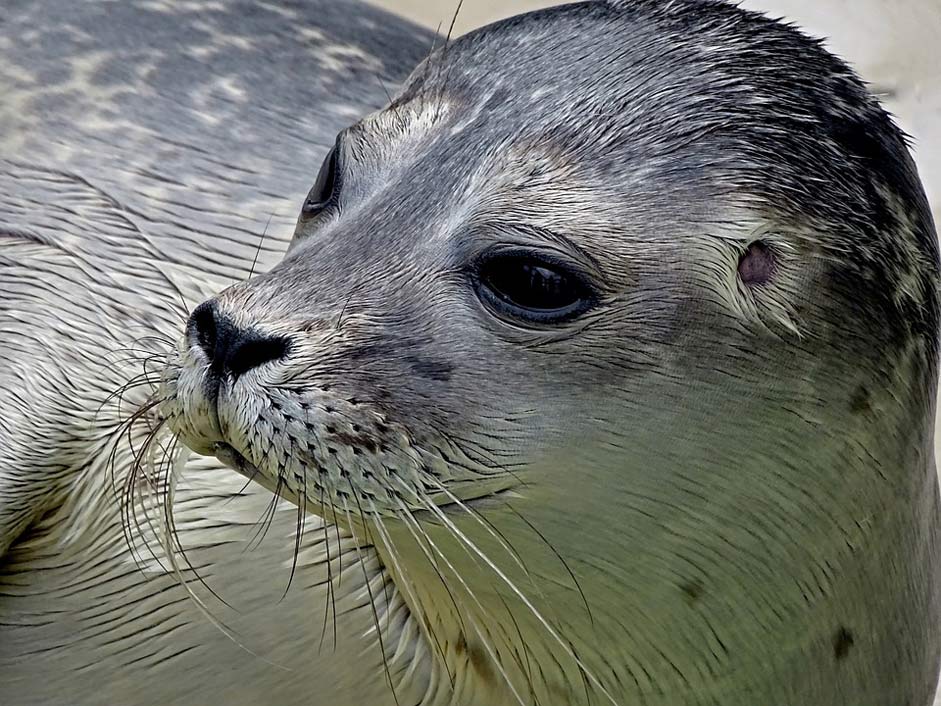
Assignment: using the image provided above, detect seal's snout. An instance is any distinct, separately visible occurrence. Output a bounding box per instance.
[186,299,290,380]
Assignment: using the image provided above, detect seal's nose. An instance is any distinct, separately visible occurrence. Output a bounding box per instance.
[187,301,289,380]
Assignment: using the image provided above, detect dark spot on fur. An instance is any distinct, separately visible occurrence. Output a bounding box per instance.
[680,579,705,605]
[466,641,495,685]
[406,356,453,382]
[331,431,379,454]
[345,342,400,361]
[833,626,854,660]
[849,385,871,414]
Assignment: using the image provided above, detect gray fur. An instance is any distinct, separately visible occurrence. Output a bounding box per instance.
[166,1,941,704]
[0,1,433,704]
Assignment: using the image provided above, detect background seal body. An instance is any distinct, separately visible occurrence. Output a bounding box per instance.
[0,1,435,705]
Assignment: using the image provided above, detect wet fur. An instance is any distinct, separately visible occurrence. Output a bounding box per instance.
[2,1,940,705]
[163,2,941,705]
[0,1,434,704]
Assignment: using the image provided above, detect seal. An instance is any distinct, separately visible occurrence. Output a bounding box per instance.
[3,1,939,706]
[158,1,941,705]
[0,1,435,704]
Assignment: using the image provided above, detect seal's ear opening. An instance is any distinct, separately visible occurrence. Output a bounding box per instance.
[738,241,776,286]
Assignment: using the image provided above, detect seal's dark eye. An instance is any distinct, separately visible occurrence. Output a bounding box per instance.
[300,146,337,219]
[475,252,594,324]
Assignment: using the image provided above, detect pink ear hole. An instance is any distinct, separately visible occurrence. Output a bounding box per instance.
[738,241,776,286]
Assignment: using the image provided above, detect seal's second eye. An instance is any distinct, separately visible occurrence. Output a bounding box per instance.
[300,145,338,218]
[475,252,594,324]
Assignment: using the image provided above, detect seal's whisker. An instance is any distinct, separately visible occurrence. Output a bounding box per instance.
[406,500,531,704]
[376,75,407,133]
[329,493,345,589]
[434,0,465,122]
[317,482,338,653]
[279,467,309,602]
[494,590,543,706]
[221,463,264,506]
[96,373,161,420]
[392,498,467,630]
[342,481,401,705]
[245,473,285,551]
[248,214,273,280]
[418,472,531,578]
[436,430,527,477]
[102,345,169,359]
[413,473,585,673]
[156,447,292,672]
[393,513,474,691]
[504,502,593,626]
[414,495,620,706]
[387,502,467,688]
[119,412,174,572]
[157,443,235,612]
[370,510,459,692]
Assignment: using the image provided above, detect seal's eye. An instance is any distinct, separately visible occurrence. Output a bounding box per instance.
[475,252,594,324]
[300,145,338,219]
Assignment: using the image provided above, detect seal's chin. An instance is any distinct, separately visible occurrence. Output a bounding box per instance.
[213,441,260,479]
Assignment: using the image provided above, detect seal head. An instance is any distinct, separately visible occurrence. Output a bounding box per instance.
[163,1,941,704]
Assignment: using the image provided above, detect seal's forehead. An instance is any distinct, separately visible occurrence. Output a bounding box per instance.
[394,1,932,250]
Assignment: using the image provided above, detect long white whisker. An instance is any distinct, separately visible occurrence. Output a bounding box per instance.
[377,503,526,706]
[413,495,619,706]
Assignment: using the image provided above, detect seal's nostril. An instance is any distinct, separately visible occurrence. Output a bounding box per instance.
[186,300,288,379]
[226,336,289,379]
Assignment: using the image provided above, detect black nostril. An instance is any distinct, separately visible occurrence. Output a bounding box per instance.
[226,335,289,379]
[186,300,289,380]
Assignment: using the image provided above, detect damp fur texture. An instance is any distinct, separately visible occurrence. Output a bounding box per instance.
[161,2,941,705]
[3,1,941,706]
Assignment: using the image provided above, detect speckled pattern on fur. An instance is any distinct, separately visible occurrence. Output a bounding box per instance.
[0,1,434,705]
[2,1,940,705]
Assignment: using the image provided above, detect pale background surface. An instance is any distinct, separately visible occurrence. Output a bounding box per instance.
[365,0,941,456]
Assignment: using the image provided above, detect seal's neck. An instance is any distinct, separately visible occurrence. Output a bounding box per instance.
[374,396,938,705]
